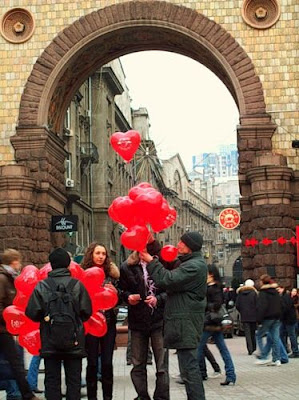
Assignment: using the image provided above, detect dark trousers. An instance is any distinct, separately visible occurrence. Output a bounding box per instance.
[0,332,34,400]
[243,322,257,354]
[44,357,82,400]
[199,344,221,378]
[85,324,116,400]
[131,328,169,400]
[177,348,205,400]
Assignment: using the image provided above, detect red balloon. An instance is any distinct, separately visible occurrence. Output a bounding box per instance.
[19,329,41,356]
[19,316,39,335]
[84,312,107,337]
[69,261,84,280]
[161,245,178,262]
[110,130,141,162]
[128,182,153,201]
[15,265,39,296]
[134,189,163,221]
[108,196,136,227]
[3,305,27,335]
[150,200,177,232]
[38,263,52,280]
[83,267,105,293]
[120,225,150,252]
[92,287,118,311]
[13,290,29,311]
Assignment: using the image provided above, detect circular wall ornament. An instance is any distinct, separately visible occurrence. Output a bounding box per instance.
[0,8,35,43]
[219,208,240,230]
[242,0,281,29]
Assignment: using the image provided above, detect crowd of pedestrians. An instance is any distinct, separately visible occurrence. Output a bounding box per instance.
[1,234,299,400]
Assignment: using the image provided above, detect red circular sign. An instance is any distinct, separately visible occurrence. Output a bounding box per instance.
[219,208,240,230]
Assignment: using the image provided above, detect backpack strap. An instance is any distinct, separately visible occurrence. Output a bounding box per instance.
[65,279,78,293]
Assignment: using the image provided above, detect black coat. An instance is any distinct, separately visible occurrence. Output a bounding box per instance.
[0,265,17,333]
[280,291,297,324]
[26,268,92,359]
[256,283,281,324]
[236,286,258,322]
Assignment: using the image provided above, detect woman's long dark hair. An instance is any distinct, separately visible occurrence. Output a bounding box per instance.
[81,242,111,277]
[208,264,222,284]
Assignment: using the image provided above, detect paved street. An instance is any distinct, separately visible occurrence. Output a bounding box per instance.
[1,336,298,399]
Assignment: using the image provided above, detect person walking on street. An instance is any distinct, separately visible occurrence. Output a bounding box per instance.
[277,285,299,358]
[0,248,41,400]
[119,237,169,400]
[255,274,281,366]
[81,242,120,400]
[26,248,92,400]
[197,264,236,386]
[140,231,207,400]
[236,279,258,355]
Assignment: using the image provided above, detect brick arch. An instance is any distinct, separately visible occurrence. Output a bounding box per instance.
[18,0,266,134]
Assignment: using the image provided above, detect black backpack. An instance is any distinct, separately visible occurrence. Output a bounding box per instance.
[44,277,80,351]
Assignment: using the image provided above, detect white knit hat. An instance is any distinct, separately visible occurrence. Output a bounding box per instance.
[245,279,254,287]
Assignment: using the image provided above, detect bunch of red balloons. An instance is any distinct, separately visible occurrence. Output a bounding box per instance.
[3,262,118,355]
[108,182,177,251]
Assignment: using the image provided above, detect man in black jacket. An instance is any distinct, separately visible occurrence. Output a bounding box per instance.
[255,274,281,366]
[119,239,169,400]
[236,279,258,355]
[26,248,92,400]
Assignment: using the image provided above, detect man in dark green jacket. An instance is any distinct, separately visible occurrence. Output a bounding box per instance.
[140,231,207,400]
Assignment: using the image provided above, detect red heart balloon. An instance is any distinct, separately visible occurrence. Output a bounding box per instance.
[110,130,141,162]
[128,182,153,201]
[92,287,118,312]
[134,189,163,222]
[150,199,177,232]
[82,267,105,295]
[69,261,84,281]
[15,265,39,296]
[108,196,136,227]
[38,263,52,280]
[3,305,27,335]
[121,225,150,251]
[19,329,41,355]
[161,245,178,262]
[84,312,107,337]
[13,290,30,311]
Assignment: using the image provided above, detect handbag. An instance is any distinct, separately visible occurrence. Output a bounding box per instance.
[205,304,229,325]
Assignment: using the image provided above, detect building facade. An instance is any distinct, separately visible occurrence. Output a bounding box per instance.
[0,1,298,285]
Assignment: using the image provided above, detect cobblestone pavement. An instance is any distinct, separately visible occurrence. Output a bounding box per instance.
[1,336,298,399]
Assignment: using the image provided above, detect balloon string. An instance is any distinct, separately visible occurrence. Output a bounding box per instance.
[140,260,156,313]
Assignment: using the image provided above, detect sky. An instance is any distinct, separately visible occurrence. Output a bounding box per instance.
[120,51,239,171]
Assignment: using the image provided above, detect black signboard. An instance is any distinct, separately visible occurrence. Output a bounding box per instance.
[51,215,78,233]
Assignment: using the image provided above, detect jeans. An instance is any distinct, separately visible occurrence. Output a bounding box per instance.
[243,322,257,354]
[177,348,205,400]
[44,358,82,400]
[131,328,169,400]
[27,355,41,390]
[86,324,116,400]
[280,322,299,355]
[199,345,220,378]
[0,333,34,400]
[264,334,289,363]
[197,330,236,382]
[256,319,281,362]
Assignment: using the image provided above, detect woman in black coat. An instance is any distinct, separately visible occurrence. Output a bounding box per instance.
[197,264,236,385]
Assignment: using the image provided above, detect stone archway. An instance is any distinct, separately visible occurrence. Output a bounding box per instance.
[5,1,295,283]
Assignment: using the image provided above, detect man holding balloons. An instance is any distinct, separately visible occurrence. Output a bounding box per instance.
[0,248,41,400]
[140,231,208,400]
